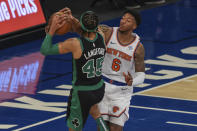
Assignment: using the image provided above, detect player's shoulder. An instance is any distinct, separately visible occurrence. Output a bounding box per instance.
[132,33,141,41]
[135,42,145,56]
[98,24,112,33]
[133,33,144,47]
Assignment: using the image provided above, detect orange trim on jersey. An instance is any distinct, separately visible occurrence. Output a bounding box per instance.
[101,108,127,118]
[133,41,141,57]
[116,28,137,47]
[106,27,114,46]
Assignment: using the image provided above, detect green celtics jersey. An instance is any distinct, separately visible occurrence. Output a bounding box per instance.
[72,33,106,86]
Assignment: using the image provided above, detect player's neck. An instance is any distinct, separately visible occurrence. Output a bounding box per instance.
[118,30,134,44]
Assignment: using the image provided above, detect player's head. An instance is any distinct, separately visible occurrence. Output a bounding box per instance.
[80,11,99,32]
[119,9,141,32]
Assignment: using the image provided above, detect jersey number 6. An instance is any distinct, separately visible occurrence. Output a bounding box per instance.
[112,58,121,72]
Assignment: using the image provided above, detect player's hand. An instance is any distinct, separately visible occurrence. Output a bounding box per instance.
[59,7,73,22]
[45,7,71,34]
[123,72,133,86]
[48,13,67,36]
[59,7,71,15]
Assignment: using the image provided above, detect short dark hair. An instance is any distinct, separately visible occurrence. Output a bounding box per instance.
[80,11,99,32]
[123,9,141,27]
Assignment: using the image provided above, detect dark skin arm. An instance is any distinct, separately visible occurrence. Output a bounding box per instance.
[70,16,83,34]
[58,38,82,59]
[134,43,145,72]
[123,43,145,86]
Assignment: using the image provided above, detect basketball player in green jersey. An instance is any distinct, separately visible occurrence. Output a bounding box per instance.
[40,11,109,131]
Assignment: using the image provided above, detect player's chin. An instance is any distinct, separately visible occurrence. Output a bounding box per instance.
[119,24,127,30]
[119,27,126,32]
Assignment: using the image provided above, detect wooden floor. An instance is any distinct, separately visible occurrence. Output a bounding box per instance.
[138,74,197,101]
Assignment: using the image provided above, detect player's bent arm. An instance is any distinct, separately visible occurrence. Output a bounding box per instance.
[57,7,82,35]
[59,38,82,59]
[133,43,146,86]
[70,17,83,35]
[40,34,79,56]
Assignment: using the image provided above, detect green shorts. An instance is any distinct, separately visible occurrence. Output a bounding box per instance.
[67,81,105,130]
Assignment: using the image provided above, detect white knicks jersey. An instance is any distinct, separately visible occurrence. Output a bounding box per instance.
[102,27,141,83]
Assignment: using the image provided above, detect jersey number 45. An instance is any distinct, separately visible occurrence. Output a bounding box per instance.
[82,57,104,78]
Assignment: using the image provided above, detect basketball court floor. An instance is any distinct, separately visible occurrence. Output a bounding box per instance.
[0,0,197,130]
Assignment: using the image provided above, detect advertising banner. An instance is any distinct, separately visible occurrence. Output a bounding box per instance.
[0,0,46,36]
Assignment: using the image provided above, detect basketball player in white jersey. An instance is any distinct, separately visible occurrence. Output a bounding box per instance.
[54,8,145,131]
[97,9,145,131]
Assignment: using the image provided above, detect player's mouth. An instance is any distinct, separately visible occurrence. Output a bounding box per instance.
[119,24,125,31]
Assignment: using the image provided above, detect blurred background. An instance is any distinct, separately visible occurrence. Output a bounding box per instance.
[0,0,179,49]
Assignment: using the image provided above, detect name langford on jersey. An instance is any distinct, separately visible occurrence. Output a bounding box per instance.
[84,48,105,60]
